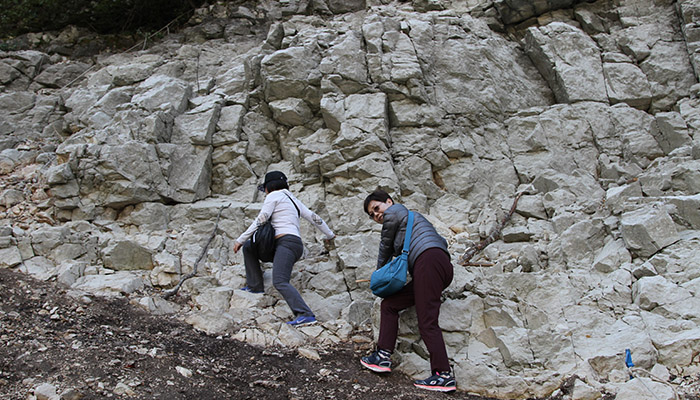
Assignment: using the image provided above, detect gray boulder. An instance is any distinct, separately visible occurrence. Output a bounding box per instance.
[102,240,154,271]
[621,205,680,257]
[653,112,693,154]
[34,61,91,88]
[269,98,313,126]
[603,61,652,109]
[525,23,607,104]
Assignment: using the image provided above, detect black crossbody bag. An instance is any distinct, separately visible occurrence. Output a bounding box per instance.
[251,193,300,262]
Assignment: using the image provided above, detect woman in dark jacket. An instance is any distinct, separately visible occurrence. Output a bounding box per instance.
[360,189,456,392]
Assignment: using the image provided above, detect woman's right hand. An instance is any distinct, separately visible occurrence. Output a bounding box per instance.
[323,237,335,253]
[233,242,242,253]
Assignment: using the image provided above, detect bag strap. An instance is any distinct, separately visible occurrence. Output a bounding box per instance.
[401,211,414,254]
[283,192,301,217]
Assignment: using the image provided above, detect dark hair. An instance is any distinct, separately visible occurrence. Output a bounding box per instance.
[363,189,392,215]
[258,171,289,193]
[266,179,289,192]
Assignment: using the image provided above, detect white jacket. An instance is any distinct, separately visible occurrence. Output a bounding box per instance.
[236,189,335,244]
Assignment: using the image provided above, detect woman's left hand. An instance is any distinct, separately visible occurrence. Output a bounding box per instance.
[233,242,242,253]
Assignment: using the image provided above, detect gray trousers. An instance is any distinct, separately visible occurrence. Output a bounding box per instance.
[242,235,313,317]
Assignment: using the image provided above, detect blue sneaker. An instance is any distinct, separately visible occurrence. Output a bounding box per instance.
[360,350,392,373]
[286,315,316,326]
[414,371,456,392]
[240,286,263,294]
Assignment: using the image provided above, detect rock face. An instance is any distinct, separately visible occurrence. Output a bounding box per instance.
[1,0,700,398]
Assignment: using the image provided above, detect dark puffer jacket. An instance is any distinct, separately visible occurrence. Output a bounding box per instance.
[377,203,450,275]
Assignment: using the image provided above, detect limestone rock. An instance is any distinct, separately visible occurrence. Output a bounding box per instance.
[2,1,700,398]
[260,46,321,103]
[525,22,607,104]
[132,75,191,114]
[605,182,642,215]
[652,326,700,367]
[326,0,365,14]
[495,0,580,24]
[102,240,154,271]
[603,61,652,109]
[633,275,693,312]
[185,310,235,335]
[173,101,221,145]
[653,112,693,154]
[269,98,313,126]
[33,382,59,400]
[570,378,602,400]
[621,205,680,257]
[19,256,56,281]
[614,376,676,400]
[194,286,234,312]
[34,61,91,88]
[640,40,696,112]
[593,239,631,273]
[663,194,700,229]
[0,246,22,268]
[72,272,145,296]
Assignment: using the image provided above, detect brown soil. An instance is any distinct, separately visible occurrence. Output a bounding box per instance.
[2,267,699,400]
[0,268,503,400]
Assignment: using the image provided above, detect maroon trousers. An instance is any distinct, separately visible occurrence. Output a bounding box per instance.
[377,247,454,374]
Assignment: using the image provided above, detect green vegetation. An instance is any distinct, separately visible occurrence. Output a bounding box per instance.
[0,0,207,39]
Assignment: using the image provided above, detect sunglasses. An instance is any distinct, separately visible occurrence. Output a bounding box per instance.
[257,184,265,192]
[368,204,380,220]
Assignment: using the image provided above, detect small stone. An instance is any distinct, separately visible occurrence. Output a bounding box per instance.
[60,388,83,400]
[176,366,192,378]
[34,382,58,400]
[297,347,320,360]
[113,382,136,396]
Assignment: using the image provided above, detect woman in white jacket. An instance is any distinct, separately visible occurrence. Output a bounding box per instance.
[233,171,335,326]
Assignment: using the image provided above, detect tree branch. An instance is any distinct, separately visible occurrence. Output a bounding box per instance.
[458,192,523,266]
[163,204,230,299]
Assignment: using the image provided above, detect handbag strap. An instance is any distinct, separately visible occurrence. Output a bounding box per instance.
[283,192,301,217]
[401,211,414,254]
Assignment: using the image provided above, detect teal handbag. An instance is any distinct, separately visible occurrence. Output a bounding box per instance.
[370,211,414,297]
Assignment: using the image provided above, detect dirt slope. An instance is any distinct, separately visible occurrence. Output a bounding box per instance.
[0,268,501,400]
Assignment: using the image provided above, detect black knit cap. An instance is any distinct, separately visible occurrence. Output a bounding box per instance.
[257,171,287,192]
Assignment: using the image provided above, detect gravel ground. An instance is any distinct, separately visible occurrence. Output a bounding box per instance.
[1,267,698,400]
[0,268,501,400]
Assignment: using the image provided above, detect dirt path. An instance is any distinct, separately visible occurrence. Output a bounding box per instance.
[0,268,502,400]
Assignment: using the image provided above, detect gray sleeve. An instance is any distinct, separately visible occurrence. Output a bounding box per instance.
[377,206,404,268]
